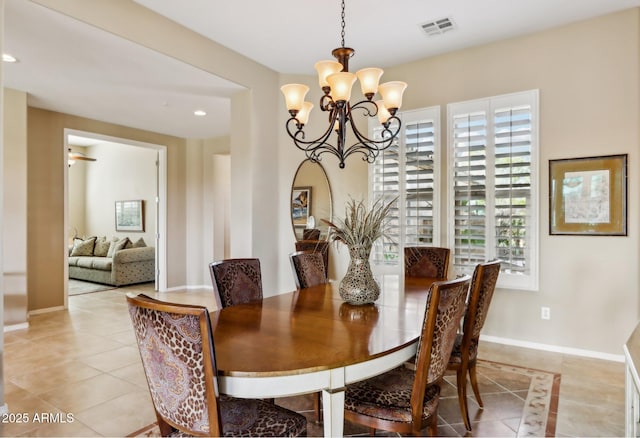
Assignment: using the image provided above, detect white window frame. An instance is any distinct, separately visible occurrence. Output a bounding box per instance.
[447,90,539,291]
[369,106,441,272]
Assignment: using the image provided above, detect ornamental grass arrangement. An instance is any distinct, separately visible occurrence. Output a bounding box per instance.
[323,197,397,255]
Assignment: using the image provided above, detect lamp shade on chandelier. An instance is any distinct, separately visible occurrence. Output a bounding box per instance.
[281,0,407,169]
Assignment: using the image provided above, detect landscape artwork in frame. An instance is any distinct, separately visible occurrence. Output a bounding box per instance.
[115,200,144,232]
[549,154,627,235]
[291,187,311,228]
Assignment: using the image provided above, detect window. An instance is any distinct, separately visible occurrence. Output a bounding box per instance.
[447,90,539,290]
[370,107,441,266]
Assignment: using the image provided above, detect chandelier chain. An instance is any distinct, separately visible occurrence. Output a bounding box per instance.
[340,0,346,47]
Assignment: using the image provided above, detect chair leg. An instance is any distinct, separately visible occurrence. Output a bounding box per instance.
[468,362,483,408]
[369,426,376,436]
[314,392,323,423]
[427,413,438,436]
[456,367,472,431]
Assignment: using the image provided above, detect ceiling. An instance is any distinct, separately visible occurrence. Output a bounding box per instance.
[3,0,640,140]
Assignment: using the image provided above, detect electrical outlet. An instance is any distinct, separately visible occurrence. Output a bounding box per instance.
[541,306,551,320]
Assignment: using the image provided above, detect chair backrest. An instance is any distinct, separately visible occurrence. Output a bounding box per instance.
[411,276,470,420]
[295,240,329,276]
[290,251,327,289]
[209,258,263,309]
[302,228,321,240]
[463,260,501,342]
[404,246,450,278]
[127,293,222,437]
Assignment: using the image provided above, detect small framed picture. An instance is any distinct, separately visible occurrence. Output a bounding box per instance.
[115,200,144,232]
[549,154,627,236]
[291,187,311,228]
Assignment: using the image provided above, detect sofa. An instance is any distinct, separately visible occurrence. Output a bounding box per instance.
[68,236,155,286]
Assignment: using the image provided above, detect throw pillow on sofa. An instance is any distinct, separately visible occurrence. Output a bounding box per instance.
[70,237,97,257]
[107,237,130,258]
[125,237,147,249]
[93,236,110,257]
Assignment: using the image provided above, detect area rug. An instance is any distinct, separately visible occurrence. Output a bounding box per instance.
[68,279,117,295]
[127,359,560,437]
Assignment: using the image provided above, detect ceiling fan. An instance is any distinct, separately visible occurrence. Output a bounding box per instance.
[68,148,96,167]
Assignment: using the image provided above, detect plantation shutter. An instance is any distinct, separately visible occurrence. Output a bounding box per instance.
[493,105,533,275]
[448,90,538,290]
[370,107,440,266]
[452,112,488,269]
[404,120,436,246]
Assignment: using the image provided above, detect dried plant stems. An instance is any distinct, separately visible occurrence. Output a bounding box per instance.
[323,197,397,259]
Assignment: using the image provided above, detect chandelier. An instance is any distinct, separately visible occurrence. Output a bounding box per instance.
[281,0,407,169]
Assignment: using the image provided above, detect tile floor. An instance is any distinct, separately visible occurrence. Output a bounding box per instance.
[1,284,626,437]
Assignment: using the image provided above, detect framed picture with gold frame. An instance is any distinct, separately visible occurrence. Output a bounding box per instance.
[549,154,627,235]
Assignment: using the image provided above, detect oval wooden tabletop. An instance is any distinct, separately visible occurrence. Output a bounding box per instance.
[211,275,440,377]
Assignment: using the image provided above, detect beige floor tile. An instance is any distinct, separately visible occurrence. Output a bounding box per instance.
[9,360,103,394]
[36,373,141,413]
[78,345,141,372]
[108,362,149,389]
[73,391,156,437]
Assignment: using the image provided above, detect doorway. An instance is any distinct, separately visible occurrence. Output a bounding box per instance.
[63,129,167,304]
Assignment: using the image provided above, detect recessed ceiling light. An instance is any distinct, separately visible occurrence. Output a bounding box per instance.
[2,53,18,63]
[194,110,207,116]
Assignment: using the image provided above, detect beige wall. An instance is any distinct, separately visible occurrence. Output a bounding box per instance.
[27,107,187,310]
[275,9,640,356]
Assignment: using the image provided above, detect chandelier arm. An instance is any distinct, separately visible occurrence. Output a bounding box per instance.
[349,99,379,118]
[284,113,348,165]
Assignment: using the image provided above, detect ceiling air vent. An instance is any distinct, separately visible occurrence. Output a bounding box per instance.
[420,17,455,37]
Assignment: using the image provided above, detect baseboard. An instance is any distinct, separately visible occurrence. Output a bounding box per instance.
[3,322,28,333]
[28,305,66,316]
[481,334,625,363]
[160,285,213,293]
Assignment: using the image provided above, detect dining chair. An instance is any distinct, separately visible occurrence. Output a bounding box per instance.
[295,240,330,277]
[343,275,471,436]
[209,258,262,309]
[289,251,327,289]
[404,246,450,278]
[302,228,321,240]
[126,293,307,437]
[447,259,501,431]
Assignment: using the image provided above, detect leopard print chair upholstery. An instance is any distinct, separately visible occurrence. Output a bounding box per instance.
[294,240,329,277]
[447,259,501,431]
[404,246,450,278]
[209,258,263,309]
[343,276,470,436]
[289,251,327,289]
[127,293,307,437]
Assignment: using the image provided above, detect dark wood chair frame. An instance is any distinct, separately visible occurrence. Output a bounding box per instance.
[127,293,224,436]
[344,276,471,436]
[448,259,501,431]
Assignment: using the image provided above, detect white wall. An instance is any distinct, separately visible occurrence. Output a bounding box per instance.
[2,88,27,327]
[69,142,157,245]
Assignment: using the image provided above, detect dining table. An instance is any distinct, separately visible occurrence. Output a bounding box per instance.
[210,275,441,438]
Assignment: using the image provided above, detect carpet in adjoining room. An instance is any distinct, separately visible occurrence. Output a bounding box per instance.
[68,279,117,296]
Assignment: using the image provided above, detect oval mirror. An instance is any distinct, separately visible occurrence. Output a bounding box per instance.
[291,160,332,240]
